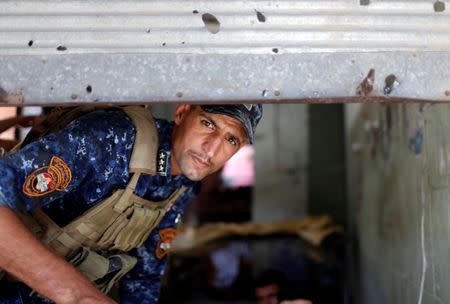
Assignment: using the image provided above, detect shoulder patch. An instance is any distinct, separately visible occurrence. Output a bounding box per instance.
[155,227,179,259]
[23,156,72,197]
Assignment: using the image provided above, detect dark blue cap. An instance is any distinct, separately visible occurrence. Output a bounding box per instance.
[200,104,263,144]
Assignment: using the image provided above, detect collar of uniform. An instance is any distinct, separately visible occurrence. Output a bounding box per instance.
[154,118,195,187]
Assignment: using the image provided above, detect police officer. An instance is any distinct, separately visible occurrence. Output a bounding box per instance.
[0,104,263,304]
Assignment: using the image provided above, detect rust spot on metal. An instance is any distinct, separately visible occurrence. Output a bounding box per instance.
[274,90,281,97]
[434,1,445,12]
[176,92,183,98]
[0,87,24,104]
[357,69,375,96]
[71,94,78,100]
[445,90,450,97]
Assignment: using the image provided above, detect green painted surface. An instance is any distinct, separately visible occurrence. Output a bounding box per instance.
[347,104,450,304]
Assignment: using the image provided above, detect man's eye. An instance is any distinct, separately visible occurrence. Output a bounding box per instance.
[201,120,214,129]
[227,137,238,146]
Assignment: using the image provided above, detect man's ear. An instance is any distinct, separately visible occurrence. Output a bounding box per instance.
[174,104,193,125]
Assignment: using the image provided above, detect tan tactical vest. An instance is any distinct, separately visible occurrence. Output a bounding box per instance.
[8,106,186,294]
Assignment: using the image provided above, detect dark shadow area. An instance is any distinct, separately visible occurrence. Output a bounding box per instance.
[159,235,345,304]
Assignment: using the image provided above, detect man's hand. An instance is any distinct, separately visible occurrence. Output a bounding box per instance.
[0,206,115,304]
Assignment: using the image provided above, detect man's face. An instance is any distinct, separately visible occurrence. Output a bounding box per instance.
[255,283,280,304]
[171,105,248,181]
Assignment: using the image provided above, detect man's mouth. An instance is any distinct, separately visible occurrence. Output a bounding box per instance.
[190,153,210,169]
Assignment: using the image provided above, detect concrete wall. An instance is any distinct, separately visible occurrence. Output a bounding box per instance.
[253,104,308,222]
[346,103,450,304]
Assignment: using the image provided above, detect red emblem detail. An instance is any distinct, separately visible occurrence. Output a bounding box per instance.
[36,173,54,192]
[23,156,72,197]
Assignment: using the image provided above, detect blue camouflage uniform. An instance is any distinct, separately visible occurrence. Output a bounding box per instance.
[0,109,198,304]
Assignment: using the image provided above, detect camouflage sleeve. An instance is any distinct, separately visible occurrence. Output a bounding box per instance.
[0,110,135,212]
[119,187,197,304]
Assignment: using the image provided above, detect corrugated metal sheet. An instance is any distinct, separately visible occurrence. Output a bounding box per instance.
[0,0,449,104]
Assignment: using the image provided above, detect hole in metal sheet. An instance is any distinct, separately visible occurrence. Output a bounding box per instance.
[56,45,67,51]
[176,92,183,98]
[255,10,266,22]
[181,41,185,44]
[384,74,399,95]
[193,10,199,14]
[272,48,279,53]
[71,94,78,100]
[274,90,281,97]
[50,87,54,91]
[28,40,33,47]
[360,0,370,5]
[434,1,445,12]
[86,85,92,94]
[146,28,151,33]
[162,42,166,46]
[262,90,269,97]
[202,13,220,34]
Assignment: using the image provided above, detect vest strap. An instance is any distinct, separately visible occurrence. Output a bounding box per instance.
[122,106,158,175]
[113,173,140,213]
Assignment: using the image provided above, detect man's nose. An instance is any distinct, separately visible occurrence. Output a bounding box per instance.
[202,135,221,157]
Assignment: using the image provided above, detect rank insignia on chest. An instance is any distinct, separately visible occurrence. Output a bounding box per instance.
[157,149,168,176]
[23,156,72,197]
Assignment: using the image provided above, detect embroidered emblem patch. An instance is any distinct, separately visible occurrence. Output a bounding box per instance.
[155,227,179,259]
[157,149,168,176]
[23,156,72,197]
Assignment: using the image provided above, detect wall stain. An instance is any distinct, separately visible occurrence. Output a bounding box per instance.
[409,129,423,155]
